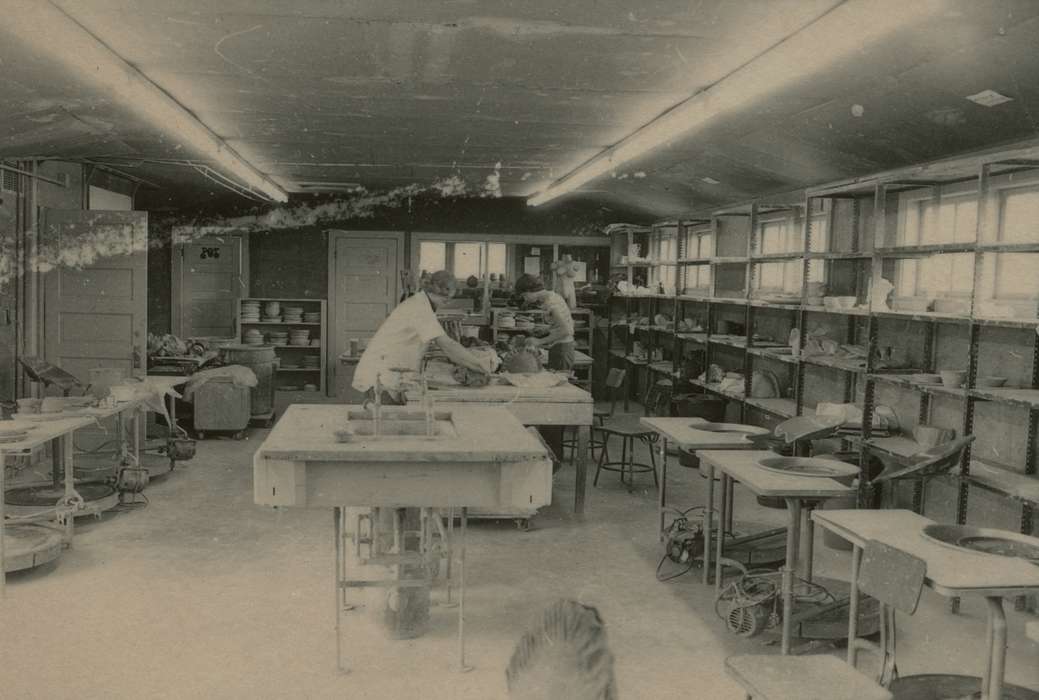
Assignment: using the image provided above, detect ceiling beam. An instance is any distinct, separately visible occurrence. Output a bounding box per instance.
[2,1,288,202]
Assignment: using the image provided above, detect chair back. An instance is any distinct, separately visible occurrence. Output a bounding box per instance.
[857,540,926,615]
[602,368,627,415]
[643,379,673,417]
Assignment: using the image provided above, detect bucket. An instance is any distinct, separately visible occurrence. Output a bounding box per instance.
[220,344,277,416]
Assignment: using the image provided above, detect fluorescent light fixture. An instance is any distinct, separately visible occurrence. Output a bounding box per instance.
[965,89,1014,107]
[701,176,721,185]
[527,0,945,207]
[3,1,289,203]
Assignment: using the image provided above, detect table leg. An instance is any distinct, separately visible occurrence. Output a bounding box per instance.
[168,393,177,472]
[725,479,734,534]
[457,507,472,672]
[444,507,455,607]
[781,498,803,656]
[983,596,1007,700]
[801,504,815,583]
[334,506,346,673]
[703,458,714,586]
[575,425,589,516]
[62,434,76,542]
[714,474,728,595]
[132,409,141,466]
[1,446,6,598]
[657,438,667,542]
[846,544,862,666]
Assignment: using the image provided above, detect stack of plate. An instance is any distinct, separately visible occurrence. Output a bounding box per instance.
[289,329,310,346]
[244,329,264,345]
[303,311,321,323]
[280,361,299,369]
[283,306,304,323]
[241,301,261,322]
[0,425,31,444]
[302,383,318,392]
[268,331,289,346]
[302,355,320,370]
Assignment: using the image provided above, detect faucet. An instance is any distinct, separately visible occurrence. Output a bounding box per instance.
[365,372,382,436]
[385,366,435,437]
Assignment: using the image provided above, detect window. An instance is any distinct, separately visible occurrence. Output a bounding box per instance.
[648,229,677,291]
[418,240,507,279]
[419,241,446,274]
[894,253,974,298]
[682,229,712,292]
[996,185,1039,243]
[754,260,809,293]
[898,188,978,246]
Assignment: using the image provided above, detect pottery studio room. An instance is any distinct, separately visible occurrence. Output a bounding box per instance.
[2,1,1039,698]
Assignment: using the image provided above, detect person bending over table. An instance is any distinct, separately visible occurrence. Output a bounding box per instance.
[514,273,576,470]
[352,269,496,406]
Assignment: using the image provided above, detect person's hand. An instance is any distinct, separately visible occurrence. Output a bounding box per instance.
[525,336,542,347]
[473,349,499,374]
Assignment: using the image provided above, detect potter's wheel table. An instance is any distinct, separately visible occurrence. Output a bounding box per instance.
[253,404,553,672]
[416,379,594,518]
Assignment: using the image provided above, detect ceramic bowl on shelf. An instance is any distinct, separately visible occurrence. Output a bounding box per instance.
[911,373,942,385]
[977,376,1008,387]
[939,370,967,388]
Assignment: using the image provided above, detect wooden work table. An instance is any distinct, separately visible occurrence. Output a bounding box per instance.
[417,380,594,515]
[253,403,552,671]
[812,509,1039,700]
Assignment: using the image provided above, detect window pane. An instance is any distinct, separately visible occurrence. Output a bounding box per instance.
[999,186,1039,242]
[995,253,1039,298]
[953,198,978,242]
[454,243,482,279]
[808,214,828,252]
[419,241,446,274]
[487,243,506,277]
[757,262,783,289]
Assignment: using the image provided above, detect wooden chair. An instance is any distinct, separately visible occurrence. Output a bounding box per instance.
[564,368,626,463]
[725,539,927,700]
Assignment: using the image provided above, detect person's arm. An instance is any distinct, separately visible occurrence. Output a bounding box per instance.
[530,301,574,347]
[434,334,495,374]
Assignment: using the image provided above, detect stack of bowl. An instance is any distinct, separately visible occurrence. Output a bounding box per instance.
[268,330,289,346]
[289,329,310,346]
[264,301,281,318]
[303,310,321,323]
[283,306,304,323]
[244,328,264,345]
[241,301,261,322]
[302,355,320,370]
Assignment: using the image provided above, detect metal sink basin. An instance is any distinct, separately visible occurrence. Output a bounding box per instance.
[336,409,458,441]
[693,422,771,437]
[921,524,1039,563]
[756,456,859,483]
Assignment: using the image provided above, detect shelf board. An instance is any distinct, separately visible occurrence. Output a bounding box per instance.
[689,378,744,401]
[969,387,1039,409]
[975,242,1039,254]
[873,309,970,325]
[748,299,801,311]
[875,243,976,256]
[677,294,711,303]
[709,336,747,350]
[963,461,1039,505]
[802,355,867,374]
[747,347,799,364]
[973,315,1039,329]
[648,361,674,374]
[675,332,707,343]
[868,373,968,398]
[806,251,873,260]
[277,368,321,372]
[711,257,749,265]
[802,304,869,317]
[240,321,322,326]
[267,344,321,349]
[677,258,711,265]
[744,397,799,418]
[710,297,749,306]
[750,252,802,261]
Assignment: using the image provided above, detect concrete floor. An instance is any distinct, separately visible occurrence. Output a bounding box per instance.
[2,413,1038,699]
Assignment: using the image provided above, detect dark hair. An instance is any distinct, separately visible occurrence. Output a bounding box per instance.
[506,599,618,699]
[514,274,545,295]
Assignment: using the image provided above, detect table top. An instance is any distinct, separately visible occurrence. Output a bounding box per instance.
[257,404,549,463]
[811,509,1039,596]
[142,375,189,393]
[0,416,95,453]
[697,450,854,499]
[640,417,768,450]
[425,381,592,405]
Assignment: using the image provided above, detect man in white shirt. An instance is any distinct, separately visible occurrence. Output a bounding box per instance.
[352,270,494,403]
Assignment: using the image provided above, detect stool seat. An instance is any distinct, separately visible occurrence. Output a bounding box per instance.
[598,416,655,437]
[725,655,891,700]
[593,403,612,417]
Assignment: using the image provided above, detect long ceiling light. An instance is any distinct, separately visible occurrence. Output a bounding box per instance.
[3,1,289,203]
[527,0,946,207]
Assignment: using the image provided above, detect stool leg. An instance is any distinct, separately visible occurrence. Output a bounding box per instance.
[593,433,607,486]
[620,436,629,485]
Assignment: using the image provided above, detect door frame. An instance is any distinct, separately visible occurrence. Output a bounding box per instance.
[326,230,405,390]
[170,228,250,338]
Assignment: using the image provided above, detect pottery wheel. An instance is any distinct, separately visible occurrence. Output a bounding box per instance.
[3,523,63,573]
[5,482,119,517]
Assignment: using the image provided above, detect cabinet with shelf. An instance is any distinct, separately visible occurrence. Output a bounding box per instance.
[236,298,327,399]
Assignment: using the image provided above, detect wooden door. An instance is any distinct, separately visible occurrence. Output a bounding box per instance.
[328,231,402,396]
[172,232,247,339]
[42,209,148,383]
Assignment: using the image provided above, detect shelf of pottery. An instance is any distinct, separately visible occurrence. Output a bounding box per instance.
[236,298,327,396]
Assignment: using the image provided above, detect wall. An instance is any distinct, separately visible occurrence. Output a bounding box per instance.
[147,196,639,333]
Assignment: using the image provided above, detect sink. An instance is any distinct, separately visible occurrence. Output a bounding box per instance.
[756,457,859,484]
[336,409,458,441]
[921,524,1039,563]
[693,422,771,436]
